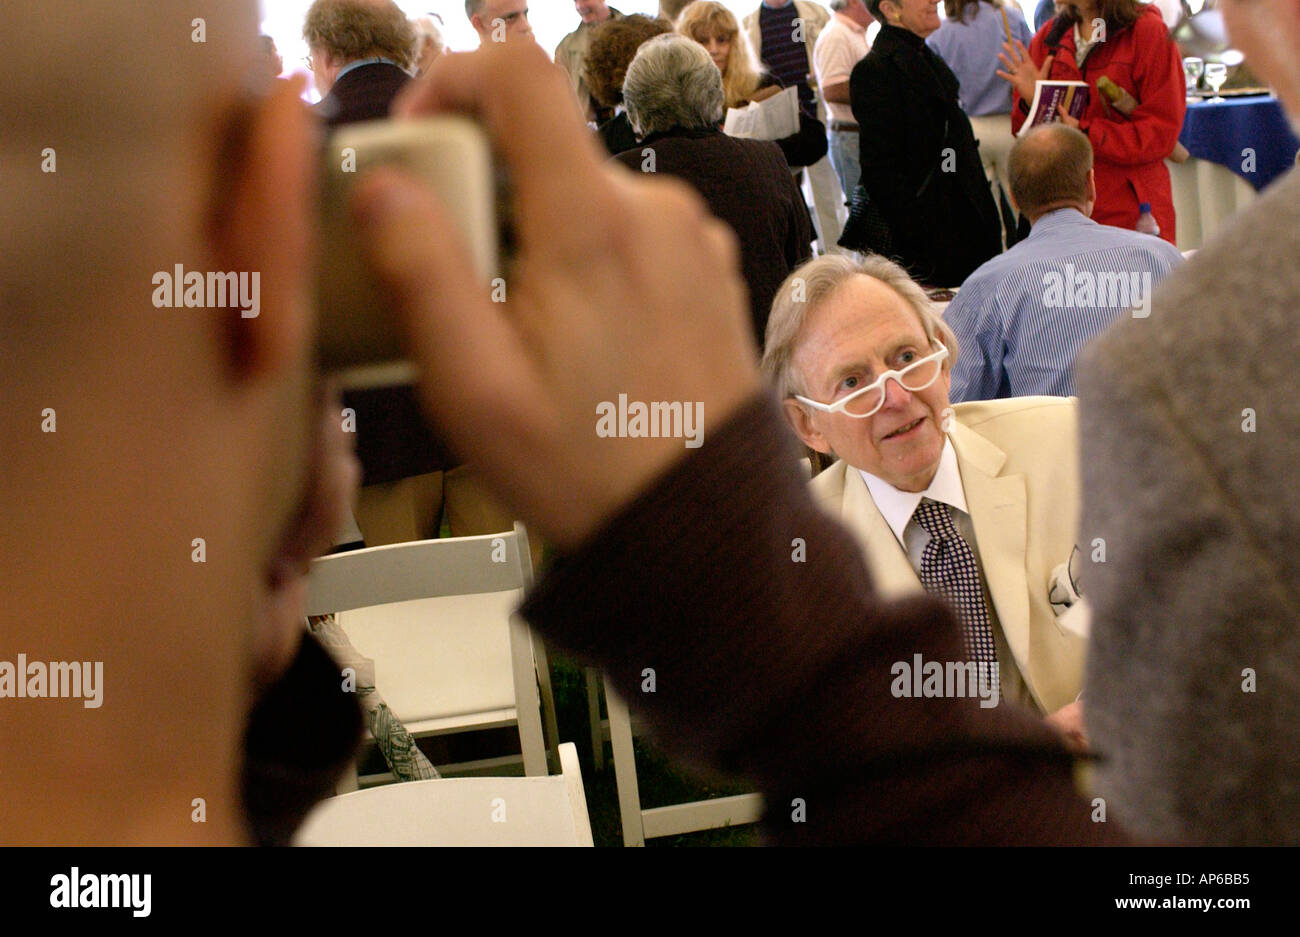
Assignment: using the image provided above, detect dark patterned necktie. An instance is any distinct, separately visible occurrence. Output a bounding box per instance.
[912,498,999,693]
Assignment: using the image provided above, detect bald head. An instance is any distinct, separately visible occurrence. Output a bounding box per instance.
[2,3,259,314]
[1008,123,1095,223]
[3,1,319,843]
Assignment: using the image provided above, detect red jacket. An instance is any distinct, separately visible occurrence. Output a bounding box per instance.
[1012,6,1185,244]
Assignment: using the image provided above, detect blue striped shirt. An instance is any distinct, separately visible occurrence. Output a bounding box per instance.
[945,208,1185,401]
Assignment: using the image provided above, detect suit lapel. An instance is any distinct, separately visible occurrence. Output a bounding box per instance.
[949,423,1032,679]
[838,466,921,599]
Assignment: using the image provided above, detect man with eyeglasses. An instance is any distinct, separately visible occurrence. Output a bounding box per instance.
[763,253,1088,749]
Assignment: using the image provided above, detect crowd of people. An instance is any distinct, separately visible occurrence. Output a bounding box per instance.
[5,0,1299,851]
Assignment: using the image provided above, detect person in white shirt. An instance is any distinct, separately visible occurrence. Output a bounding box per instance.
[814,0,874,200]
[763,252,1089,749]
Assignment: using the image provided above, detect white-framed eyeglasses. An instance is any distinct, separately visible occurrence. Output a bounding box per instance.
[793,345,949,418]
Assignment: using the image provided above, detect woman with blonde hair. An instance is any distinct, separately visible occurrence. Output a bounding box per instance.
[676,0,765,109]
[676,0,827,168]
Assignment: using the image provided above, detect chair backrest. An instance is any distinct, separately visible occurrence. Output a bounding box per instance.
[306,525,533,616]
[305,523,551,776]
[295,743,593,846]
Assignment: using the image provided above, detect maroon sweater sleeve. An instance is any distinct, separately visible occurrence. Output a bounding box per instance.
[520,394,1131,844]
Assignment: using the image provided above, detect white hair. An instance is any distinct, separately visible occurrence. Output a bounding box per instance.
[623,34,725,137]
[761,253,960,401]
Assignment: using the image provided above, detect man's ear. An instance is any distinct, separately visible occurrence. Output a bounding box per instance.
[1084,167,1097,214]
[782,399,833,454]
[208,75,316,383]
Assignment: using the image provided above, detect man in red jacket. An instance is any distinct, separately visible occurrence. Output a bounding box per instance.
[1000,0,1185,243]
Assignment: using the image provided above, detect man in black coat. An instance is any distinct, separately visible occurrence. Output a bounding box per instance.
[848,0,1002,287]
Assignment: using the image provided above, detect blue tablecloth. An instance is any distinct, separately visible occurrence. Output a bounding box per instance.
[1179,96,1299,191]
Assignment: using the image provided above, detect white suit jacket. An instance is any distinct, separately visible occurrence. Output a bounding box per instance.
[809,396,1087,713]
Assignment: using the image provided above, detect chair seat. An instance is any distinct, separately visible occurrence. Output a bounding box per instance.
[307,527,558,782]
[296,744,592,846]
[338,591,520,724]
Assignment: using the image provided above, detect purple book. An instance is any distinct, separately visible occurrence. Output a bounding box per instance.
[1019,81,1090,136]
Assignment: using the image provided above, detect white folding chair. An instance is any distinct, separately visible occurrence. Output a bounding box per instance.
[294,742,593,846]
[603,676,765,846]
[306,522,560,783]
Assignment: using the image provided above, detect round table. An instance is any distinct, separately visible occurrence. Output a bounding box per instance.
[1171,95,1300,251]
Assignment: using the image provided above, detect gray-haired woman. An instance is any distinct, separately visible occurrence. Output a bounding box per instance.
[614,35,813,346]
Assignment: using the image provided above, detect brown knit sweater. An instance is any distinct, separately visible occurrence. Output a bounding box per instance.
[521,394,1130,844]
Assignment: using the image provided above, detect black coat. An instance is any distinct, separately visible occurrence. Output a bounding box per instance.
[597,111,639,157]
[615,128,812,346]
[849,24,1001,287]
[315,61,411,128]
[754,75,828,170]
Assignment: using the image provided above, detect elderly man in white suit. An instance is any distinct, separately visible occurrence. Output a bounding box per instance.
[763,253,1087,742]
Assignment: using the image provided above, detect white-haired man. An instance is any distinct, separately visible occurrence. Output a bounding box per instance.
[765,254,1088,741]
[5,0,1125,847]
[412,14,445,76]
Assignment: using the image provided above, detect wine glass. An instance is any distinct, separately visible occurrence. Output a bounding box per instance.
[1183,57,1204,101]
[1205,62,1228,102]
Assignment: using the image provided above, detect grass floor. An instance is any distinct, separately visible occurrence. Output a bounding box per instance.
[384,652,757,845]
[546,655,758,847]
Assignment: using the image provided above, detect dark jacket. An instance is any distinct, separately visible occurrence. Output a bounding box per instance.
[753,75,829,170]
[849,24,1001,287]
[597,110,639,157]
[615,128,812,346]
[316,60,411,129]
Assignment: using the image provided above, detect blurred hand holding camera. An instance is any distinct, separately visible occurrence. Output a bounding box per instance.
[349,41,762,550]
